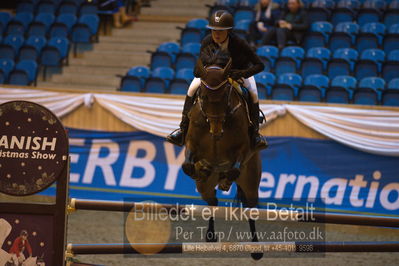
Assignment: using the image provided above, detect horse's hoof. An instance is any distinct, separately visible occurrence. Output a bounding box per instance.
[198,168,211,179]
[182,162,195,177]
[251,252,263,260]
[205,229,218,242]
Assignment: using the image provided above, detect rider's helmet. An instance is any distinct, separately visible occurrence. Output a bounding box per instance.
[207,10,234,30]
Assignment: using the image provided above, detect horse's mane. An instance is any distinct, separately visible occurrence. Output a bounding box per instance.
[200,45,231,68]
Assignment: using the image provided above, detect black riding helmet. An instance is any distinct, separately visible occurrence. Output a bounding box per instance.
[207,10,234,30]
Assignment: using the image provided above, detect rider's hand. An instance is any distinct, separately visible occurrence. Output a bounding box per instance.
[229,69,245,80]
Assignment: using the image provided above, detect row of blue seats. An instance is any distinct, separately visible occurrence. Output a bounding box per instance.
[211,0,399,8]
[119,65,399,106]
[254,72,399,106]
[0,59,39,85]
[210,0,399,27]
[257,47,399,83]
[0,12,99,41]
[16,0,97,16]
[304,22,399,53]
[0,35,69,64]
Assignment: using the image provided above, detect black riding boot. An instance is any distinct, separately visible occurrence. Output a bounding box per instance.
[249,102,268,150]
[166,95,194,146]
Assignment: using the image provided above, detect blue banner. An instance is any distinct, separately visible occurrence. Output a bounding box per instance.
[41,128,399,217]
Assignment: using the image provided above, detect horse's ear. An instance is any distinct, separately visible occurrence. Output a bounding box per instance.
[223,58,232,75]
[196,58,207,78]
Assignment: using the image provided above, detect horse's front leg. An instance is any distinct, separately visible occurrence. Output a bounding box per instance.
[197,184,219,242]
[182,148,195,178]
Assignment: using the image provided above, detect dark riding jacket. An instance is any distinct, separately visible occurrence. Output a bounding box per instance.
[194,33,264,79]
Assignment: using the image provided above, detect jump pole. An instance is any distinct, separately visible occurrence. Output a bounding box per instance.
[66,242,399,255]
[69,198,399,228]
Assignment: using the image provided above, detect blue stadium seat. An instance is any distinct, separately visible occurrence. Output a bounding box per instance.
[383,24,399,54]
[27,21,47,37]
[8,60,38,85]
[144,67,175,93]
[354,49,385,80]
[150,51,173,70]
[275,46,304,76]
[0,58,15,81]
[49,22,69,38]
[175,53,196,71]
[303,21,333,50]
[18,36,46,61]
[48,37,69,61]
[58,0,78,15]
[382,78,399,106]
[5,20,26,36]
[327,48,358,79]
[120,66,150,92]
[356,22,386,53]
[301,47,331,78]
[326,75,357,103]
[0,12,11,29]
[234,19,251,40]
[180,28,202,46]
[35,13,55,31]
[8,69,30,85]
[331,0,360,26]
[26,35,47,52]
[299,74,329,102]
[357,0,386,26]
[233,7,254,24]
[169,68,194,95]
[186,18,208,30]
[3,35,24,55]
[256,45,278,72]
[157,42,180,62]
[36,0,56,14]
[254,71,275,98]
[329,22,359,52]
[12,12,33,28]
[272,73,302,100]
[354,77,385,105]
[181,43,201,56]
[79,2,98,16]
[57,13,78,31]
[383,0,399,28]
[78,14,99,36]
[308,0,334,23]
[17,1,35,14]
[382,50,399,83]
[0,44,16,60]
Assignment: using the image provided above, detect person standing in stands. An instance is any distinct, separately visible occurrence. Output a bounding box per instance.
[98,0,134,28]
[262,0,309,49]
[167,10,268,150]
[248,0,280,47]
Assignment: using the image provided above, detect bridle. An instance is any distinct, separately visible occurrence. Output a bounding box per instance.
[198,71,242,124]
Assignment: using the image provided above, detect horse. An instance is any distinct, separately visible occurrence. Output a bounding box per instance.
[182,51,263,260]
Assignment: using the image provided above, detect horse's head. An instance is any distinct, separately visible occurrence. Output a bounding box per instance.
[197,57,232,139]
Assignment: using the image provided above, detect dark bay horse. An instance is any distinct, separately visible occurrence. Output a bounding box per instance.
[182,52,263,260]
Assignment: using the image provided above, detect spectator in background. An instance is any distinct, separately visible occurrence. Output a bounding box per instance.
[98,0,134,28]
[262,0,309,49]
[248,0,280,47]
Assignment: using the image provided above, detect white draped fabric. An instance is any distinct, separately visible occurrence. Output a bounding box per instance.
[1,87,399,156]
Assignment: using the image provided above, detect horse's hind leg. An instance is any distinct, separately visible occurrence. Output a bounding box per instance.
[197,180,218,242]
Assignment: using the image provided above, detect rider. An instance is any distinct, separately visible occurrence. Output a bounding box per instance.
[167,10,267,150]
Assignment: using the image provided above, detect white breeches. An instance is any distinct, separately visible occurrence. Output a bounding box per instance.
[186,76,259,103]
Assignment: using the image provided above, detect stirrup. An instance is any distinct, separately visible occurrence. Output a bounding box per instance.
[166,128,185,147]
